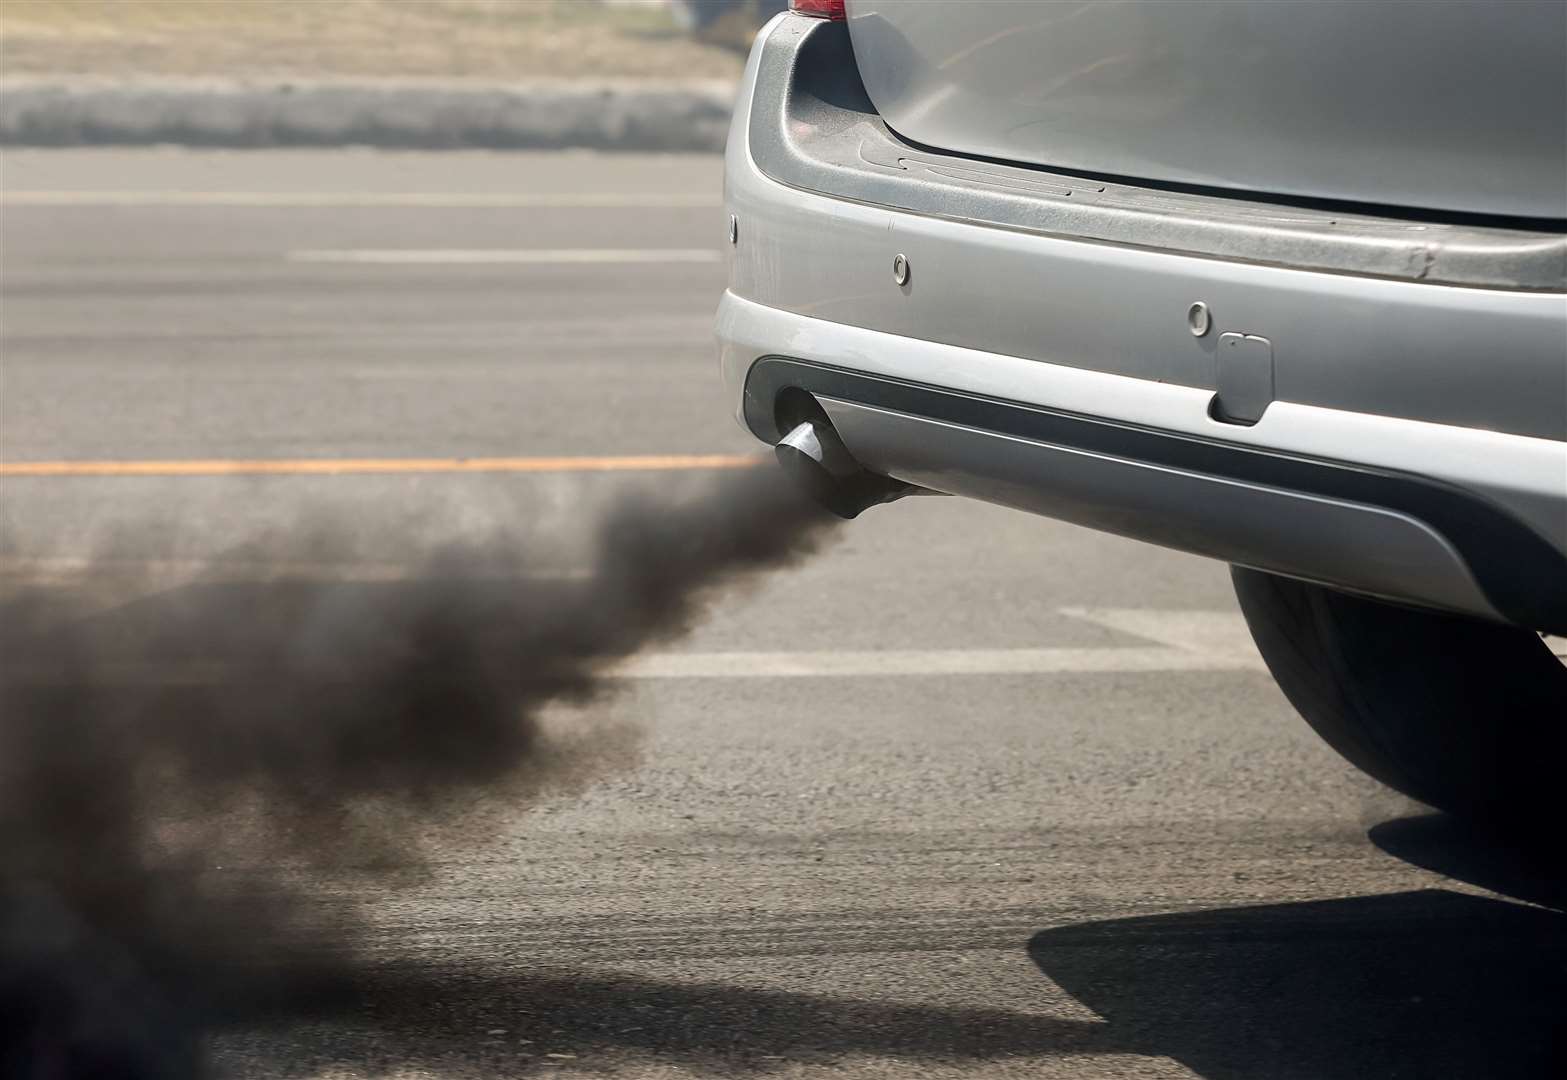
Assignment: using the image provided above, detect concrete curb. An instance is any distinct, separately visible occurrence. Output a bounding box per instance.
[0,78,736,151]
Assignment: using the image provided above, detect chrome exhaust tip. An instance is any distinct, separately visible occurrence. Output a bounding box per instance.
[774,418,917,519]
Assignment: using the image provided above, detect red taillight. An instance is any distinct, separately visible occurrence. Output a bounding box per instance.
[790,0,846,19]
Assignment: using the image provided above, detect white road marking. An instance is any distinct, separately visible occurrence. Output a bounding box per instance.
[0,565,1267,679]
[614,645,1261,679]
[1060,606,1264,666]
[0,556,587,584]
[0,191,719,208]
[6,646,1263,686]
[287,248,722,265]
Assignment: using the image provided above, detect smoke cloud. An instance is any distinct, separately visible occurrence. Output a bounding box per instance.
[0,467,834,1078]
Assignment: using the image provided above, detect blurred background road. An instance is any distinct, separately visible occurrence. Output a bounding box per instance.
[2,149,1561,1079]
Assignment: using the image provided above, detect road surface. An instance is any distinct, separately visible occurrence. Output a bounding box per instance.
[2,149,1561,1079]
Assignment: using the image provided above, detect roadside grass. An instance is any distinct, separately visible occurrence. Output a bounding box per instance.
[0,0,745,79]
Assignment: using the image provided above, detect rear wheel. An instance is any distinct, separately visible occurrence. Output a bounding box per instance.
[1230,567,1567,821]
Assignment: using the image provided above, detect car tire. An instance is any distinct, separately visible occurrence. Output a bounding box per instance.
[1230,566,1567,821]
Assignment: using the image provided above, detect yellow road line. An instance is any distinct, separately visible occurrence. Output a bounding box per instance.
[0,454,763,478]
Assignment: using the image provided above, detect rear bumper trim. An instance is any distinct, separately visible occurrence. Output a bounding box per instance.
[742,355,1567,633]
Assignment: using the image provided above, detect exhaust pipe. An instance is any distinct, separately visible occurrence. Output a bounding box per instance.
[774,417,919,519]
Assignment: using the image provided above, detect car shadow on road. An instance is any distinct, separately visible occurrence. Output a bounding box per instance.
[1029,815,1566,1080]
[219,811,1567,1077]
[224,962,1120,1077]
[1368,810,1566,912]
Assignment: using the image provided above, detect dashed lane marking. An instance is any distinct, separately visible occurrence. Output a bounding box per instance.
[7,645,1265,685]
[287,248,722,265]
[614,645,1264,678]
[1,191,719,208]
[0,454,762,478]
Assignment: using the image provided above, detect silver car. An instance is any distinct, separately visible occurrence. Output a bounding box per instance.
[718,0,1567,820]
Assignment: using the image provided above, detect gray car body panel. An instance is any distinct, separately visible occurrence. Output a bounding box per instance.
[749,14,1567,292]
[845,0,1567,221]
[740,16,1567,442]
[720,13,1567,627]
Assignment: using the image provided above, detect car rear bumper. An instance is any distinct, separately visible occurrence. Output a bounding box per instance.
[719,14,1567,630]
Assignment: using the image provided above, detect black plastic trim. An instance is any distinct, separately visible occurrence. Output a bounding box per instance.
[744,356,1567,633]
[749,15,1567,291]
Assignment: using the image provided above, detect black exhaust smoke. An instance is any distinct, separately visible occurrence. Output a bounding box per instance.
[0,467,836,1078]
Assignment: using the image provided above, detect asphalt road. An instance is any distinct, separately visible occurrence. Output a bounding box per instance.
[2,149,1562,1080]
